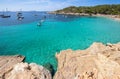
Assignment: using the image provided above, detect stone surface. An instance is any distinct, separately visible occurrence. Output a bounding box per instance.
[0,55,52,79]
[1,42,120,79]
[54,42,120,79]
[0,55,24,79]
[6,63,52,79]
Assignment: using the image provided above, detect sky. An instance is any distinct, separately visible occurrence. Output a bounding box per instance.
[0,0,120,11]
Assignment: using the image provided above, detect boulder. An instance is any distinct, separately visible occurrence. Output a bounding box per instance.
[6,62,52,79]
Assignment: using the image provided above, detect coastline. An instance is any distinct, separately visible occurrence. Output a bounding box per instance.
[1,42,120,79]
[92,14,120,21]
[0,55,52,79]
[49,11,120,21]
[54,42,120,79]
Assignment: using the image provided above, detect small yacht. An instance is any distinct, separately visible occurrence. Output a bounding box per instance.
[41,19,45,23]
[1,9,11,18]
[1,15,11,18]
[17,12,24,20]
[37,19,45,26]
[34,11,38,16]
[0,14,4,17]
[18,17,24,21]
[17,10,24,20]
[37,22,42,26]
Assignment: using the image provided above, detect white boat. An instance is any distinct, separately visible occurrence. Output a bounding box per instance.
[37,21,42,26]
[37,19,45,26]
[17,9,24,20]
[41,19,44,22]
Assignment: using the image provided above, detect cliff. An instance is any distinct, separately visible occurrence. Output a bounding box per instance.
[0,55,24,78]
[6,63,52,79]
[54,42,120,79]
[0,55,52,79]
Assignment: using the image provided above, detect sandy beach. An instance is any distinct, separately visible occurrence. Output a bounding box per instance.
[92,14,120,21]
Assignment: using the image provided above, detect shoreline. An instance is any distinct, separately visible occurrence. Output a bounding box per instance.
[49,12,120,21]
[92,14,120,21]
[1,42,120,79]
[0,55,52,79]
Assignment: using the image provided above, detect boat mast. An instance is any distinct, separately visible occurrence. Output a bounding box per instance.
[2,9,4,15]
[6,8,8,15]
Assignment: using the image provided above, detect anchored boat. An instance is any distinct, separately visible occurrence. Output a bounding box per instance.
[17,12,24,20]
[37,19,45,26]
[0,9,11,18]
[1,15,11,18]
[17,9,24,21]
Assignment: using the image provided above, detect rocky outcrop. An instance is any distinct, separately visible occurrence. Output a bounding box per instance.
[54,42,120,79]
[1,42,120,79]
[49,11,90,16]
[6,63,52,79]
[0,55,24,79]
[49,11,120,21]
[0,55,52,79]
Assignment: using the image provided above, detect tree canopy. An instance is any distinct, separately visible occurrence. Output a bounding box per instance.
[56,4,120,15]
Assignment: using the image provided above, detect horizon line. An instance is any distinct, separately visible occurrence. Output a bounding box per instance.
[0,3,120,12]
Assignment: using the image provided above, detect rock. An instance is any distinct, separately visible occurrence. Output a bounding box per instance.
[1,42,120,79]
[0,55,24,79]
[43,63,55,76]
[0,55,52,79]
[54,42,120,79]
[5,62,52,79]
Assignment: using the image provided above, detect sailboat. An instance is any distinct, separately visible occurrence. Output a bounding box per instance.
[1,15,11,18]
[1,9,11,18]
[17,9,24,20]
[0,14,4,17]
[0,12,4,17]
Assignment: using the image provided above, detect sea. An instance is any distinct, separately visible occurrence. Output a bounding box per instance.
[0,11,120,70]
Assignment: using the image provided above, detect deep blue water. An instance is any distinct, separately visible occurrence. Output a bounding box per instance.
[0,11,120,70]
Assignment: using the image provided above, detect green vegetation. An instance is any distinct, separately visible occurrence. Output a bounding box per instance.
[56,4,120,15]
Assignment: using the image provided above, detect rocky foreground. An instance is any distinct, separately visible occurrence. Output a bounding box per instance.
[54,42,120,79]
[0,42,120,79]
[0,55,52,79]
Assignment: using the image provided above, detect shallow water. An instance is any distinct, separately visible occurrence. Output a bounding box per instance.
[0,12,120,70]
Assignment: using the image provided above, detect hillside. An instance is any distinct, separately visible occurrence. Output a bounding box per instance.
[55,4,120,15]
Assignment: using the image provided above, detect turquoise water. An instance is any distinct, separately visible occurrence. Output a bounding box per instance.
[0,13,120,70]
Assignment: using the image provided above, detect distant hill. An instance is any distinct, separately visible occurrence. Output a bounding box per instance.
[55,4,120,15]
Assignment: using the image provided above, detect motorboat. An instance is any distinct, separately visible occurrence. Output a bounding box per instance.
[37,19,45,26]
[17,12,24,20]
